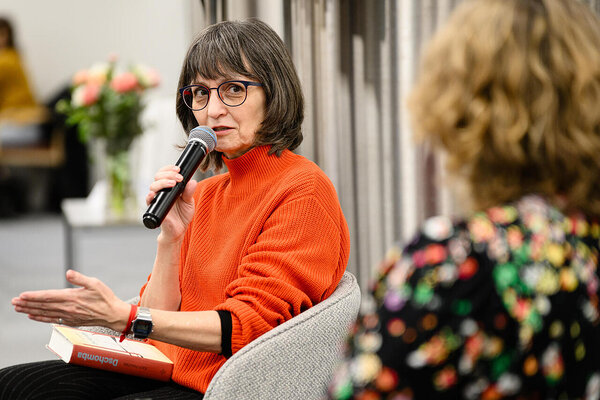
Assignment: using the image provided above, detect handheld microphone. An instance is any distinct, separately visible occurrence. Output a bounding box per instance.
[142,126,217,229]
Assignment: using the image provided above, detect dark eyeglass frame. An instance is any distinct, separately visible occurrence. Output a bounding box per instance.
[179,80,263,111]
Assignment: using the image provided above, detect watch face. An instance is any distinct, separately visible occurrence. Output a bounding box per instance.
[134,319,152,336]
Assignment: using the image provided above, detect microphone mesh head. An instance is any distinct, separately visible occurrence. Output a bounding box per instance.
[189,126,217,152]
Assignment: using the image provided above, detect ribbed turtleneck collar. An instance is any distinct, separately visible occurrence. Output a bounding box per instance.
[222,145,296,193]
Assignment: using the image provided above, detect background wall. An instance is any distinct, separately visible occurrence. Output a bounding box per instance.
[0,0,211,206]
[0,0,192,102]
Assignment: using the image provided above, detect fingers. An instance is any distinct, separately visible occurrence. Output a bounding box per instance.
[13,285,76,309]
[155,164,179,175]
[15,303,60,321]
[17,302,84,326]
[16,289,71,303]
[12,294,70,323]
[12,270,120,328]
[146,165,183,205]
[13,271,93,304]
[13,288,100,326]
[65,269,93,289]
[180,179,198,203]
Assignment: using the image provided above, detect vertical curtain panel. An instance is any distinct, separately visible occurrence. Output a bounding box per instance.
[288,0,461,289]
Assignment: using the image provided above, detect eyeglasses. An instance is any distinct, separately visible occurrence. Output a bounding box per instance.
[179,80,263,111]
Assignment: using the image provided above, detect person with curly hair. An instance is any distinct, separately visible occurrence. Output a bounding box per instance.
[329,0,600,398]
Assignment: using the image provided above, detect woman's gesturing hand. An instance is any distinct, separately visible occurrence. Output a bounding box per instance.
[11,270,131,332]
[146,165,198,242]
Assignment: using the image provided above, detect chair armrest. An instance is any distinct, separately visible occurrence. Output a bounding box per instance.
[204,272,361,400]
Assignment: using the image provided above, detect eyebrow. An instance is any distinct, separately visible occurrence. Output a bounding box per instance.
[191,75,246,86]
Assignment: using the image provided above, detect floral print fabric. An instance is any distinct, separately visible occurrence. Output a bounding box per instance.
[329,196,600,399]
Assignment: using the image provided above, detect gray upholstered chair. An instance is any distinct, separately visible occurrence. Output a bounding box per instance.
[203,271,361,400]
[83,271,361,399]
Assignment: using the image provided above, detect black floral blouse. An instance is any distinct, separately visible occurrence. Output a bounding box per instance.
[329,195,600,399]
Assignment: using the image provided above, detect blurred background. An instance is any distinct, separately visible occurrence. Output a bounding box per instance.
[1,0,600,368]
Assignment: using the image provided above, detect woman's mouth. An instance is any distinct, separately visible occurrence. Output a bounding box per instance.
[212,126,231,135]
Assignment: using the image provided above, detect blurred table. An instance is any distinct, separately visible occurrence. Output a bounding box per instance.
[61,182,146,285]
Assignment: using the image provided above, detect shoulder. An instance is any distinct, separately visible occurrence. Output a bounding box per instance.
[192,171,229,197]
[198,171,228,187]
[377,194,597,309]
[276,153,347,227]
[402,196,541,260]
[372,202,522,307]
[372,215,473,300]
[0,49,21,69]
[396,198,530,278]
[278,151,339,198]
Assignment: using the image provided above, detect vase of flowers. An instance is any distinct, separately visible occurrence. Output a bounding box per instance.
[57,57,160,220]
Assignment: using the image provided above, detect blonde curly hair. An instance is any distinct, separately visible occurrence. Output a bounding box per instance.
[408,0,600,217]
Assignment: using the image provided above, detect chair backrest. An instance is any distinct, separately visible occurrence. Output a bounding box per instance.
[203,271,361,400]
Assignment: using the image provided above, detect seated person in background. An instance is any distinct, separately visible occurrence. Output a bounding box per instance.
[0,18,350,399]
[328,0,600,399]
[0,16,47,147]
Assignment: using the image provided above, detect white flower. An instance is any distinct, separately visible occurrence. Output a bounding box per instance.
[585,372,600,400]
[87,63,110,85]
[460,319,478,336]
[534,295,551,315]
[132,64,160,88]
[497,373,521,395]
[71,85,85,107]
[423,215,454,241]
[407,349,427,368]
[350,353,382,385]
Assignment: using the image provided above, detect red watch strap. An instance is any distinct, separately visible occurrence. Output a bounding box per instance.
[120,304,138,342]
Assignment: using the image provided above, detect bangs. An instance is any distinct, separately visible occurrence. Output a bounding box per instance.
[184,32,253,83]
[176,19,304,172]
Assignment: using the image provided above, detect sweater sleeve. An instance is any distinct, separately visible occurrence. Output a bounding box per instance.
[138,208,195,303]
[214,191,349,355]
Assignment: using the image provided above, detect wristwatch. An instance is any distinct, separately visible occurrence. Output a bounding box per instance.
[131,307,153,339]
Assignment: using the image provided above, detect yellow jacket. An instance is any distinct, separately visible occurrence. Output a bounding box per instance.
[0,48,44,122]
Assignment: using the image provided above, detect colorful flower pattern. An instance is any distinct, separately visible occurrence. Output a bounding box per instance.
[329,196,600,399]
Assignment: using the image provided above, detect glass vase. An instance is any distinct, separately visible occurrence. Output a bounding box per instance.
[105,149,137,221]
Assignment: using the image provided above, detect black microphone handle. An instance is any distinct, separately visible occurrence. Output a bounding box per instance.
[142,140,208,229]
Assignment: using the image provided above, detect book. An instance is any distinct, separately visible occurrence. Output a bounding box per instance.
[47,324,173,381]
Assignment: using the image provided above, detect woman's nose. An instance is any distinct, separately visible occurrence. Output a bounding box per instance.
[206,89,227,118]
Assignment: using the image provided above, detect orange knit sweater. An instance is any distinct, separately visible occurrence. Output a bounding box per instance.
[144,145,350,393]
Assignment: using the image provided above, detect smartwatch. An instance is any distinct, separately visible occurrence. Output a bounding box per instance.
[131,307,153,339]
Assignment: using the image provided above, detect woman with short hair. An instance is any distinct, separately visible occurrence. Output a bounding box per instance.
[1,19,350,399]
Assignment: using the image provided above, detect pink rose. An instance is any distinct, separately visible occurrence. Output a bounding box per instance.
[111,72,139,93]
[72,82,101,107]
